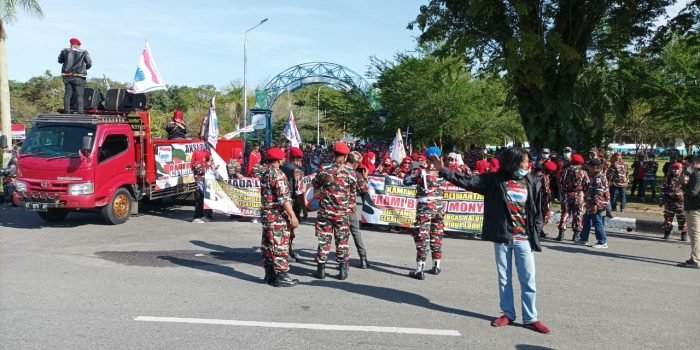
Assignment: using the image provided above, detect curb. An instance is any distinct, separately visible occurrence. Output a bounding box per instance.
[549,212,667,234]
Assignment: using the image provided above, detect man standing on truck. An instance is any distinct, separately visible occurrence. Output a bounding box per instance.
[58,38,92,114]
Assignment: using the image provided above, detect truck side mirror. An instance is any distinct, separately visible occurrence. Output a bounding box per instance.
[0,135,7,149]
[81,135,93,152]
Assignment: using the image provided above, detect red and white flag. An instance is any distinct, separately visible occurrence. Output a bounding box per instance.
[129,40,166,94]
[283,110,302,147]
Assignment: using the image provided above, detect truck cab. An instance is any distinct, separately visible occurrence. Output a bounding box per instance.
[16,114,141,224]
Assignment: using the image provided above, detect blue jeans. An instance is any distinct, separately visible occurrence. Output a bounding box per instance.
[580,210,607,244]
[639,178,657,200]
[610,186,626,210]
[494,240,538,323]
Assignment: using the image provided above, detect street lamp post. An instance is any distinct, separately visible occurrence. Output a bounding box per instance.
[317,86,321,146]
[243,18,268,159]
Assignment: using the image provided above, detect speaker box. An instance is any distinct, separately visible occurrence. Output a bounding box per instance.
[83,88,104,110]
[105,89,148,112]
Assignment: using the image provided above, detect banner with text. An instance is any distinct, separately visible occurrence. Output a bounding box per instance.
[154,141,209,191]
[360,175,484,234]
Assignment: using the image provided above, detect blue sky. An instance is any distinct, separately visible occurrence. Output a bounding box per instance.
[6,0,426,88]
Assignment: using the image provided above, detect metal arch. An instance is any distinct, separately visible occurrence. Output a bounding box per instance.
[263,62,379,109]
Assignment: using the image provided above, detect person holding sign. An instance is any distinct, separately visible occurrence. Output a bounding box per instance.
[403,147,447,280]
[431,148,551,334]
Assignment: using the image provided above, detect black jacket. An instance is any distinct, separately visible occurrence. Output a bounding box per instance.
[684,169,700,211]
[58,48,92,77]
[439,169,543,252]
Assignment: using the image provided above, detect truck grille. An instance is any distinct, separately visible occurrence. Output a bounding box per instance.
[25,180,69,196]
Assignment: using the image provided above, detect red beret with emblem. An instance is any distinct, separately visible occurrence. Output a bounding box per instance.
[334,142,350,155]
[543,160,557,173]
[266,148,285,161]
[570,154,584,165]
[289,147,303,158]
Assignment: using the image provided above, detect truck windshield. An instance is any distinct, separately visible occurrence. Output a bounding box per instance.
[20,124,96,158]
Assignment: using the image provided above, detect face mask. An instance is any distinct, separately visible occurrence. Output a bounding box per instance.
[688,166,694,173]
[541,153,550,159]
[515,168,530,178]
[564,152,572,160]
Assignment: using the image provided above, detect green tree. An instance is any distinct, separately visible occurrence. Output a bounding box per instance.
[410,0,672,149]
[372,53,522,150]
[0,0,43,140]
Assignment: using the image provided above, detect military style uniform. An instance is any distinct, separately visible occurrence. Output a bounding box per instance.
[661,172,688,238]
[251,163,267,178]
[558,165,590,239]
[226,158,243,179]
[281,160,306,256]
[404,169,446,265]
[312,163,357,265]
[606,159,629,211]
[641,159,659,201]
[259,167,293,274]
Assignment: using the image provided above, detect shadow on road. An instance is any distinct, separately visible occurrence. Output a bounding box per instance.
[292,248,413,277]
[306,279,494,322]
[543,244,679,266]
[158,255,262,283]
[515,345,556,350]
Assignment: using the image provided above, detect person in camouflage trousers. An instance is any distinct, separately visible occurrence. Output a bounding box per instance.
[640,153,659,202]
[577,159,610,248]
[259,148,300,287]
[226,150,245,180]
[535,160,558,238]
[661,162,688,241]
[403,147,447,280]
[281,147,307,261]
[607,152,628,212]
[312,142,357,280]
[557,154,590,241]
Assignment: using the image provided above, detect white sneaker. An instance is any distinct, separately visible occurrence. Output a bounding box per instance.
[591,243,608,249]
[192,218,205,223]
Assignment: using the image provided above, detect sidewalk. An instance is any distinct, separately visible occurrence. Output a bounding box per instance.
[550,205,670,235]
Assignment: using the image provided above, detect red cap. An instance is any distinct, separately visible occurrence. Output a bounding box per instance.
[543,160,557,173]
[334,142,350,155]
[289,147,303,158]
[570,154,584,165]
[70,38,81,45]
[266,148,285,161]
[671,162,683,170]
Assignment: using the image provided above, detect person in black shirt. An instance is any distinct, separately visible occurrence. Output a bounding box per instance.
[58,38,92,113]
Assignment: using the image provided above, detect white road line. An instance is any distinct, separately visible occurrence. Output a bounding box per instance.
[134,316,461,336]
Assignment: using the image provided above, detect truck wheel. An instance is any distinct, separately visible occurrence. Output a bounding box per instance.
[38,208,69,222]
[101,188,132,225]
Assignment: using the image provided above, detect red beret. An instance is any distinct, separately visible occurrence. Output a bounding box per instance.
[334,142,350,155]
[570,154,584,165]
[671,162,683,170]
[70,38,81,45]
[289,147,303,158]
[543,160,557,173]
[266,148,285,161]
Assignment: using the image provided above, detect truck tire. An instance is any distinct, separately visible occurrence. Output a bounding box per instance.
[101,188,132,225]
[38,208,69,222]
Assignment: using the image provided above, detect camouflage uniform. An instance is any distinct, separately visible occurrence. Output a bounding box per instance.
[259,167,293,273]
[661,172,688,236]
[226,158,243,179]
[251,163,267,178]
[558,165,590,236]
[606,159,629,211]
[641,159,659,201]
[404,169,446,262]
[281,161,305,245]
[312,163,357,263]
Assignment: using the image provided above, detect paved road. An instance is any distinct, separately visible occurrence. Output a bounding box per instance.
[1,203,699,350]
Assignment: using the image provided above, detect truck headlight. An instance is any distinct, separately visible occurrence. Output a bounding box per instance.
[68,182,94,196]
[15,180,27,192]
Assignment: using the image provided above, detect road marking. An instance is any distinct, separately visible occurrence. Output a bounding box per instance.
[134,316,461,336]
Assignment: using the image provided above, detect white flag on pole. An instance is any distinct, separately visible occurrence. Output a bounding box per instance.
[206,97,219,148]
[282,110,302,147]
[389,128,407,163]
[128,40,166,94]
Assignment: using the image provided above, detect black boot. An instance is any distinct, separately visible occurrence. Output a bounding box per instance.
[556,229,564,241]
[681,233,688,242]
[271,272,298,287]
[572,232,581,242]
[359,257,369,269]
[428,263,441,275]
[288,242,297,261]
[314,263,326,279]
[263,264,275,284]
[339,262,349,280]
[663,231,670,240]
[408,270,425,280]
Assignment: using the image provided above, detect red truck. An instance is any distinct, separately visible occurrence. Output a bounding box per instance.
[14,111,209,224]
